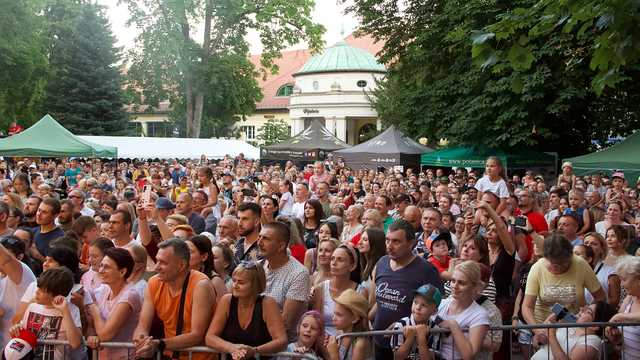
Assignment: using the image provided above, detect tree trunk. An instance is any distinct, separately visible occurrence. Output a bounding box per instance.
[194,92,204,137]
[185,76,196,137]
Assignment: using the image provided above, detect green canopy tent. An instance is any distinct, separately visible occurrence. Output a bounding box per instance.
[0,114,117,158]
[564,132,640,183]
[420,146,557,173]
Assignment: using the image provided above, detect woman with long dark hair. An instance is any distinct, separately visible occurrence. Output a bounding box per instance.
[187,235,228,302]
[303,199,324,249]
[357,228,386,305]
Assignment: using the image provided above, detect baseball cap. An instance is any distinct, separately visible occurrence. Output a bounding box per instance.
[612,171,625,180]
[155,197,176,210]
[413,284,442,307]
[430,231,453,251]
[3,329,37,360]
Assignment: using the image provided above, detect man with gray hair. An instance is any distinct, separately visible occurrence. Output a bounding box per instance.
[133,238,215,359]
[216,215,238,245]
[69,189,94,217]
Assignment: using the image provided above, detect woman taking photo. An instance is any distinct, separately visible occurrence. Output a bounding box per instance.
[435,260,490,360]
[442,236,496,303]
[522,233,605,348]
[311,244,360,336]
[533,301,617,360]
[206,261,287,359]
[85,248,142,359]
[582,232,621,307]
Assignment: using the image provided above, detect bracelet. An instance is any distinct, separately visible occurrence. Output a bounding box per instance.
[512,316,519,321]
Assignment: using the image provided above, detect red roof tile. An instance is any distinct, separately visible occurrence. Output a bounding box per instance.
[251,34,383,110]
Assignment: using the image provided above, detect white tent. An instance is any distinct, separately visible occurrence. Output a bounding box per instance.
[79,136,260,159]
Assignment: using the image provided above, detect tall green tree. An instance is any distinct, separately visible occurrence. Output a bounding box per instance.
[123,0,325,138]
[347,0,640,156]
[44,2,129,135]
[0,0,48,130]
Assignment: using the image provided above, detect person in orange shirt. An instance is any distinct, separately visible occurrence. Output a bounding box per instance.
[133,238,215,359]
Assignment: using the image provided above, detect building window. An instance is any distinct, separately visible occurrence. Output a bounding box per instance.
[357,80,367,88]
[241,126,256,140]
[276,84,294,97]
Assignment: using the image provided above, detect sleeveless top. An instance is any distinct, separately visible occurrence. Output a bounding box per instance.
[221,295,272,358]
[322,280,338,336]
[622,298,640,358]
[373,255,442,348]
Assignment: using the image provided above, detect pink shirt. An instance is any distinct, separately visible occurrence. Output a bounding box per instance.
[309,172,330,192]
[92,284,142,359]
[80,269,102,293]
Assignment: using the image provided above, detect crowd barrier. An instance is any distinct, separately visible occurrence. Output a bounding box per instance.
[37,339,320,359]
[336,321,640,360]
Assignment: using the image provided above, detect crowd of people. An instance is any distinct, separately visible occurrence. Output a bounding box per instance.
[0,154,639,360]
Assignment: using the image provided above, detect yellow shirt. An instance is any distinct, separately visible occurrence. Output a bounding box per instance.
[525,255,601,323]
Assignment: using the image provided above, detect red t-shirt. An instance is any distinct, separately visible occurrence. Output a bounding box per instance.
[522,210,548,263]
[290,244,306,264]
[428,255,451,273]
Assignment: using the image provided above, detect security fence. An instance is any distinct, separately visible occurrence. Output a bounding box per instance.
[336,321,640,360]
[36,339,320,359]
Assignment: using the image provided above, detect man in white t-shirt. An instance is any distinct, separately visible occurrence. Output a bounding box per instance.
[0,236,37,346]
[291,183,309,221]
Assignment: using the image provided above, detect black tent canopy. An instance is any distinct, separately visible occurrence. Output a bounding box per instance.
[261,120,350,164]
[333,125,432,170]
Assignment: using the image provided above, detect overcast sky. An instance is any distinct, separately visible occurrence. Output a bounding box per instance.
[98,1,359,54]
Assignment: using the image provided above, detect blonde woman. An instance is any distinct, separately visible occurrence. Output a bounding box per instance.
[435,260,490,360]
[206,261,287,358]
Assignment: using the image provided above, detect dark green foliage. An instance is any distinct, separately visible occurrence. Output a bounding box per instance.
[44,3,129,135]
[347,0,640,156]
[0,0,48,130]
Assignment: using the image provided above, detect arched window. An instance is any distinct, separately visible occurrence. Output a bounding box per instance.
[276,84,294,97]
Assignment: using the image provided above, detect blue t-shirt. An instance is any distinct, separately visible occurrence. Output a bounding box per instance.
[34,226,66,257]
[373,255,442,348]
[64,167,82,186]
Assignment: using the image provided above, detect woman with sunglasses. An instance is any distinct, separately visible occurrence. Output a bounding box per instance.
[206,261,287,359]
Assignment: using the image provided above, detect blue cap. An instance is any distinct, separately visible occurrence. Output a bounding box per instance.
[413,284,442,307]
[155,197,175,210]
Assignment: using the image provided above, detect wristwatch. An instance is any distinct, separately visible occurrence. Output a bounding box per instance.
[157,339,166,352]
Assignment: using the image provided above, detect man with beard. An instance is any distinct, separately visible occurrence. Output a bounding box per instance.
[233,202,261,262]
[20,195,41,228]
[56,199,75,232]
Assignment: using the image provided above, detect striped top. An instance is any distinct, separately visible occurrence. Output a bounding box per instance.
[622,297,640,359]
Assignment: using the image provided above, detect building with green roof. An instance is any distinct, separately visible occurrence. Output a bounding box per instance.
[288,40,386,145]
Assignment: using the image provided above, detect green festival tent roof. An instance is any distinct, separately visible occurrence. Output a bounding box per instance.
[420,146,557,170]
[0,114,117,158]
[564,132,640,183]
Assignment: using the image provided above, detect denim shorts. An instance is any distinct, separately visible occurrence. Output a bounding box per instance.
[516,320,533,345]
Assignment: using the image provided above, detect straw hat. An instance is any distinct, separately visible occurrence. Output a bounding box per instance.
[334,289,369,320]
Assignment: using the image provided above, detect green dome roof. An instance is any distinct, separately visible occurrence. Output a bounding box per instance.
[294,41,386,76]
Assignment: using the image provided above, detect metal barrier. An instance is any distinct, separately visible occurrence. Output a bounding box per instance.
[36,339,320,359]
[336,321,640,360]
